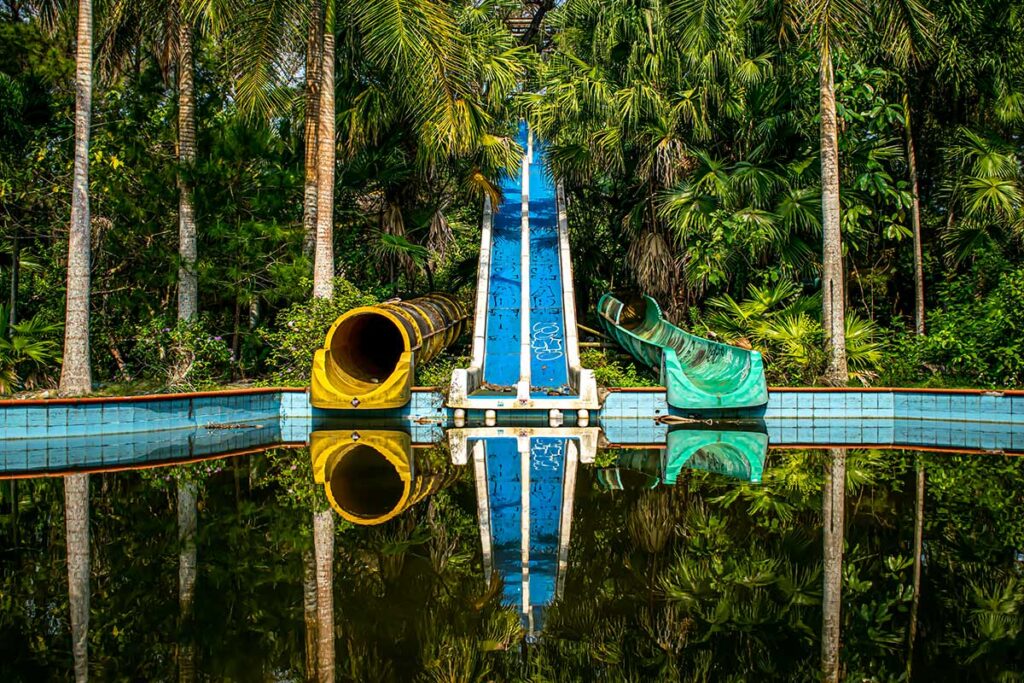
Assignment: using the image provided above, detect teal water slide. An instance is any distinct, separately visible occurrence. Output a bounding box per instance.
[597,294,768,410]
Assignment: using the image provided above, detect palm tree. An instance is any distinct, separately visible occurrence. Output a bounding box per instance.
[65,473,90,683]
[312,0,335,300]
[302,0,323,259]
[821,448,846,682]
[874,0,939,336]
[177,0,198,321]
[799,0,869,385]
[313,508,335,683]
[177,480,198,683]
[59,0,94,396]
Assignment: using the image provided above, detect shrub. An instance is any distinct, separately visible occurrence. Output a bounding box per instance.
[259,279,376,386]
[416,353,469,389]
[881,268,1024,388]
[131,316,232,390]
[0,305,62,394]
[580,349,659,388]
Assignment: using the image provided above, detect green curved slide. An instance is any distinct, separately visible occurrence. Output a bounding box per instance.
[597,294,768,410]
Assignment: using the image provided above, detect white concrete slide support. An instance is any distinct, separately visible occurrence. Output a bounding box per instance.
[556,181,600,408]
[449,194,494,405]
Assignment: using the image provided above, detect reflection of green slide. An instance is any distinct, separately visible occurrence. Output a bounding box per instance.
[598,294,768,409]
[665,426,768,484]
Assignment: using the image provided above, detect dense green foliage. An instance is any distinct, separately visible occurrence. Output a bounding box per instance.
[1,0,1022,391]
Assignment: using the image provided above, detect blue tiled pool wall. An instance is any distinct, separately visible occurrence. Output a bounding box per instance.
[653,390,1023,424]
[1,392,282,440]
[2,388,1020,445]
[0,420,283,475]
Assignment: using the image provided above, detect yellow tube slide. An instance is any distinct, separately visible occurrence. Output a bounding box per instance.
[310,430,457,525]
[311,294,467,409]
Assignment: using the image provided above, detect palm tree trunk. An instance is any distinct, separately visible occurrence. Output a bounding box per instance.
[65,474,90,683]
[821,448,845,683]
[907,457,925,676]
[8,229,18,326]
[302,0,323,260]
[302,547,318,682]
[313,509,335,683]
[59,0,93,397]
[904,93,925,336]
[177,6,198,322]
[818,49,847,385]
[312,0,335,300]
[177,480,198,683]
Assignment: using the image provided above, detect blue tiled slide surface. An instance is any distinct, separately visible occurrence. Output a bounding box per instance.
[527,437,566,621]
[482,123,528,388]
[527,141,570,393]
[484,437,523,606]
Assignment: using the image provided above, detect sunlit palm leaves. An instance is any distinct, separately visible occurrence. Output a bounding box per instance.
[941,127,1024,264]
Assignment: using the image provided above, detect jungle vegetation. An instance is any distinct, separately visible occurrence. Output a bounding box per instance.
[1,0,1023,394]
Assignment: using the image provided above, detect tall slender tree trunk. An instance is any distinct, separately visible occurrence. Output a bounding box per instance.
[903,93,925,336]
[302,0,323,260]
[59,0,93,397]
[819,49,847,385]
[177,7,198,322]
[821,448,846,683]
[8,230,18,327]
[907,457,925,676]
[312,0,335,300]
[302,547,318,682]
[313,510,335,683]
[177,480,198,683]
[65,474,90,683]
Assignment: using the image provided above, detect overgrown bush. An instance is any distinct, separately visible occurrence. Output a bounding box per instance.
[0,305,62,394]
[417,353,470,389]
[259,279,376,386]
[880,268,1024,388]
[131,316,233,390]
[580,349,658,388]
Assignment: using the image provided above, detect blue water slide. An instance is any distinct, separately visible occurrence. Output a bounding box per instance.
[480,123,528,390]
[527,141,571,394]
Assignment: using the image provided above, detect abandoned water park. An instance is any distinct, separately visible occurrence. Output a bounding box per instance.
[3,2,1024,682]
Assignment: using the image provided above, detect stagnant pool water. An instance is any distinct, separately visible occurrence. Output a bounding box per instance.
[1,426,1022,681]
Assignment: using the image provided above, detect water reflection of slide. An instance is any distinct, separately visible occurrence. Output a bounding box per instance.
[463,429,594,637]
[598,422,769,489]
[309,429,457,525]
[450,124,597,409]
[598,294,768,410]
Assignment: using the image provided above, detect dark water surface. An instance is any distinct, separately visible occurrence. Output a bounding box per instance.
[2,443,1023,681]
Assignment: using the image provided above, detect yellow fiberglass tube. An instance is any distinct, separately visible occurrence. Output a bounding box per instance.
[310,430,459,525]
[310,294,467,409]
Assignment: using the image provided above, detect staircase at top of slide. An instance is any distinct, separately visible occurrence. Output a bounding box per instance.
[598,293,768,410]
[449,123,598,409]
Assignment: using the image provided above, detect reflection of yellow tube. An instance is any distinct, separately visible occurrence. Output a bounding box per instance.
[311,294,467,409]
[310,430,456,525]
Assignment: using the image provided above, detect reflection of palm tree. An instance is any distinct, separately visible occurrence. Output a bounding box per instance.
[907,455,925,676]
[313,509,335,682]
[822,448,846,682]
[65,474,90,683]
[303,547,318,682]
[177,480,198,683]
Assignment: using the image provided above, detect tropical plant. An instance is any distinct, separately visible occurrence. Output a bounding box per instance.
[0,304,62,394]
